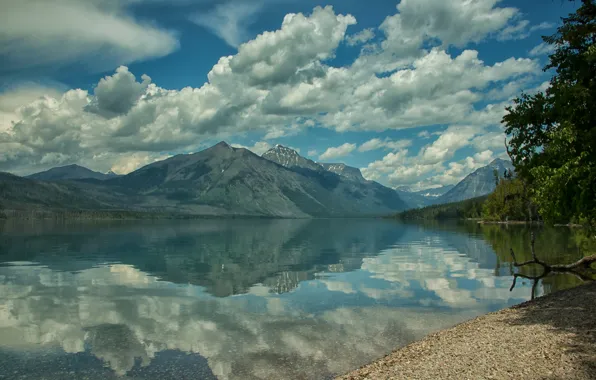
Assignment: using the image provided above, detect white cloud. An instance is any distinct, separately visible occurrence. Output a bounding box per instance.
[108,152,172,175]
[0,0,179,73]
[471,131,505,152]
[360,125,505,187]
[0,1,550,179]
[397,0,518,47]
[231,141,272,155]
[190,2,263,48]
[430,150,495,185]
[321,48,538,132]
[319,143,356,161]
[0,6,356,174]
[358,138,412,152]
[419,126,478,165]
[219,6,356,87]
[498,20,555,41]
[0,84,65,133]
[529,42,556,57]
[346,28,375,46]
[86,66,152,117]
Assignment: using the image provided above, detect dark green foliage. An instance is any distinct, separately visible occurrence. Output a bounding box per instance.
[482,178,537,221]
[503,0,596,227]
[393,196,487,221]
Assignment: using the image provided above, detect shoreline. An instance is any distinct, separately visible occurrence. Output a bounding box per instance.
[337,282,596,379]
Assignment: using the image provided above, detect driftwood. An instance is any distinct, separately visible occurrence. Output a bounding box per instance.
[509,232,596,299]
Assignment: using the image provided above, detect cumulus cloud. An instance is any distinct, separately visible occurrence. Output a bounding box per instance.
[319,143,357,160]
[358,138,412,152]
[322,48,538,132]
[0,1,548,179]
[346,28,375,46]
[231,141,272,155]
[471,131,506,152]
[419,126,478,165]
[86,66,152,117]
[431,150,495,185]
[0,0,179,74]
[0,6,356,174]
[361,125,506,187]
[0,84,64,133]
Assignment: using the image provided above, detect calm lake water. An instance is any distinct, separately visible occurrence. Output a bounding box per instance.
[0,219,592,379]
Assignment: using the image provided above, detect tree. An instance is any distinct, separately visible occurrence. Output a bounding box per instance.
[482,178,533,221]
[503,0,596,227]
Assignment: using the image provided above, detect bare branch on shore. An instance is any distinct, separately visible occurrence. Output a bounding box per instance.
[509,232,596,298]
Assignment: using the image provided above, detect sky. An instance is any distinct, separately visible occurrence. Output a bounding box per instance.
[0,0,579,190]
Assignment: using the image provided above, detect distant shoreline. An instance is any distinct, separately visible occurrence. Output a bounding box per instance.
[0,209,396,221]
[338,282,596,380]
[476,219,583,228]
[0,209,288,221]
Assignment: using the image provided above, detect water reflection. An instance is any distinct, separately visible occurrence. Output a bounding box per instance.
[0,219,592,379]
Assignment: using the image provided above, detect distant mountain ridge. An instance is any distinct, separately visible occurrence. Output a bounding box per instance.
[27,164,119,181]
[262,145,368,183]
[319,163,367,183]
[262,145,323,172]
[437,158,514,204]
[3,142,407,218]
[413,185,454,198]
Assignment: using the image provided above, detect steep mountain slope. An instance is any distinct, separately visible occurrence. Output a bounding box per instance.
[261,145,323,172]
[27,164,118,181]
[107,142,407,217]
[2,143,407,218]
[319,163,367,183]
[437,159,515,204]
[0,172,123,213]
[261,145,407,214]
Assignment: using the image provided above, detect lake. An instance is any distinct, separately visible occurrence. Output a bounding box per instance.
[0,219,592,379]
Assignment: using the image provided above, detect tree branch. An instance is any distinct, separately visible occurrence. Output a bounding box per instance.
[509,233,596,297]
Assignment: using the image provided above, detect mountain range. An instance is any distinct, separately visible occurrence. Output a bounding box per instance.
[27,164,120,181]
[395,159,514,209]
[1,142,406,218]
[436,158,514,204]
[0,143,514,218]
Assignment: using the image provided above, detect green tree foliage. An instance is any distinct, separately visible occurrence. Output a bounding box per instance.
[482,178,537,221]
[502,0,596,226]
[394,196,486,221]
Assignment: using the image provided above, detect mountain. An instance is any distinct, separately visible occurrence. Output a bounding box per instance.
[260,145,406,214]
[3,142,406,218]
[394,190,433,209]
[437,158,515,204]
[27,164,117,181]
[101,142,406,217]
[319,163,367,183]
[413,185,454,198]
[0,172,122,213]
[261,145,323,172]
[262,145,368,183]
[394,184,455,210]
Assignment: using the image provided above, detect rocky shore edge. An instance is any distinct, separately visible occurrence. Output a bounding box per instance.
[337,282,596,380]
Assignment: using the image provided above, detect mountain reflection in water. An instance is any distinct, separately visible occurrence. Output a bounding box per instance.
[0,219,591,379]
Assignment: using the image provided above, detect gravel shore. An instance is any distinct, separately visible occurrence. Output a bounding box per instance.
[338,282,596,380]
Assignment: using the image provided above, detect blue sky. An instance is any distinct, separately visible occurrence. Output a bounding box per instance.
[0,0,578,189]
